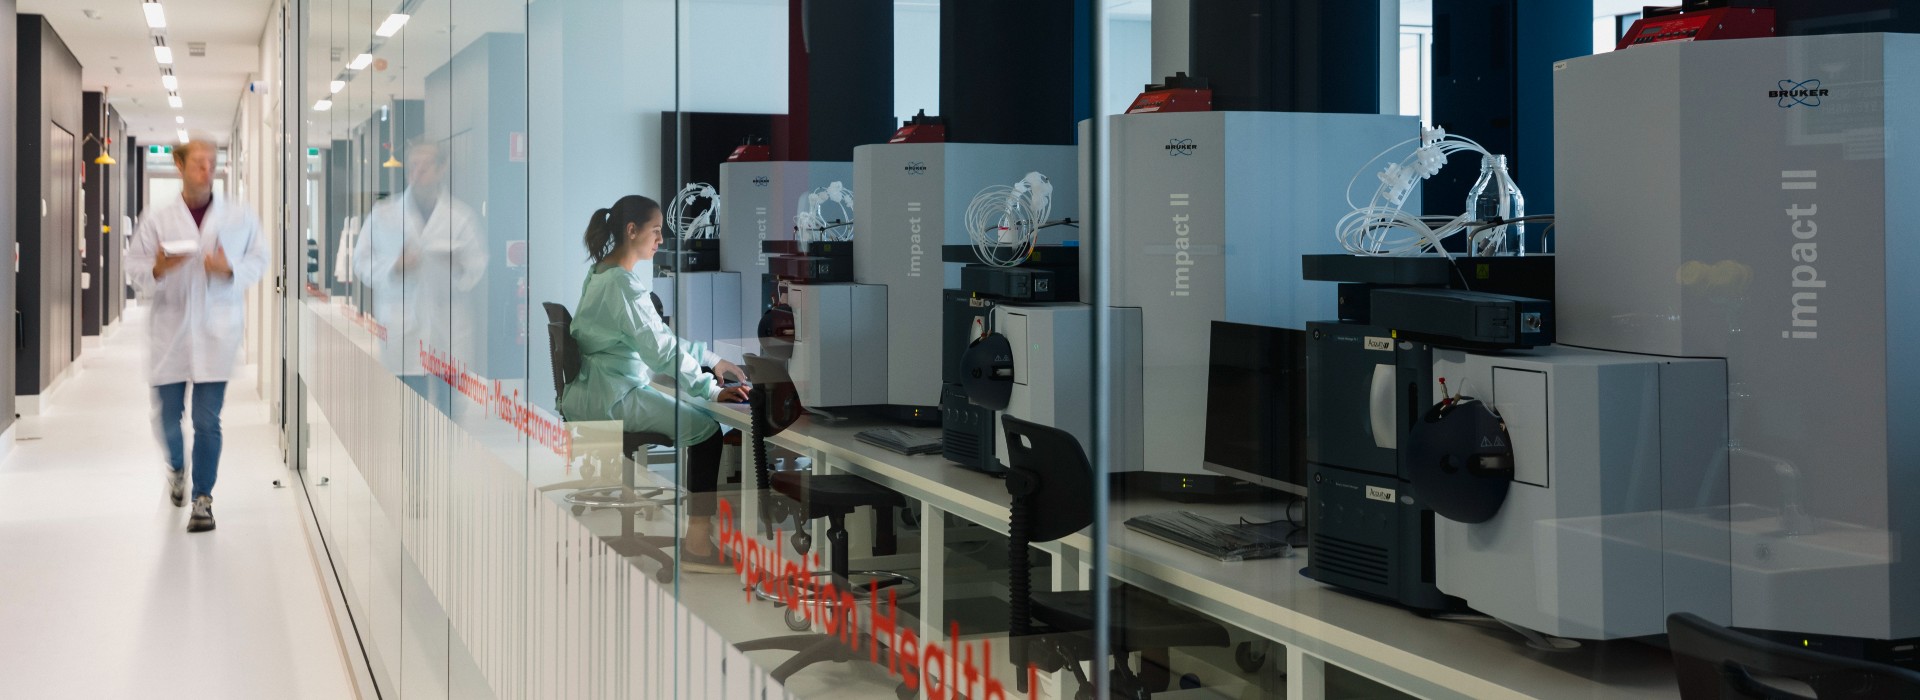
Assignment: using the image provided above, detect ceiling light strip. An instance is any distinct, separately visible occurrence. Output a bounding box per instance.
[375,14,410,38]
[143,1,167,29]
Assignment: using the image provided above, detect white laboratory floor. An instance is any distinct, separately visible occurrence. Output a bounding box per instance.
[0,305,358,699]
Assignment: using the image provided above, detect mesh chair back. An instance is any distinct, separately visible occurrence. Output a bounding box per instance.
[1001,415,1095,543]
[541,302,581,409]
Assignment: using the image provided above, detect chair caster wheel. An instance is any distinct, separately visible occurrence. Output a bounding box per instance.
[895,682,917,700]
[1235,640,1269,673]
[655,566,675,584]
[784,607,810,632]
[791,531,812,554]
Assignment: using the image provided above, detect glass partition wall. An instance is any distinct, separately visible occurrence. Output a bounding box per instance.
[289,1,1913,699]
[295,1,1128,697]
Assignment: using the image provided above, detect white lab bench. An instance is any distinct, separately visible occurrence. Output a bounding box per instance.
[656,381,1683,700]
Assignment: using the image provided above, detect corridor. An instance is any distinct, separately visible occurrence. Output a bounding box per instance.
[0,305,357,699]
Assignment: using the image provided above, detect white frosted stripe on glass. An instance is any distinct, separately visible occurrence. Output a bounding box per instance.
[300,306,787,700]
[724,645,751,700]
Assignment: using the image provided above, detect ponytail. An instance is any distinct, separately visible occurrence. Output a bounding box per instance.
[583,208,615,261]
[582,196,664,262]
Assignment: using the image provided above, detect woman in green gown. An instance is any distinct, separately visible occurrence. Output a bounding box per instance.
[561,195,749,571]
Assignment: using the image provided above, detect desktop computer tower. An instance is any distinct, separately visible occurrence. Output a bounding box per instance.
[1303,322,1454,611]
[941,290,1001,473]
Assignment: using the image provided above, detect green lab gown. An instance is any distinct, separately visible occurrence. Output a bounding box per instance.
[559,265,722,446]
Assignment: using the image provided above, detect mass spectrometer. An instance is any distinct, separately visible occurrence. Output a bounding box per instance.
[1085,110,1417,495]
[1326,34,1919,665]
[784,136,1077,424]
[1533,32,1918,659]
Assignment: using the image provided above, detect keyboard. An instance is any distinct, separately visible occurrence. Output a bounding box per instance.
[1124,510,1294,562]
[855,428,944,456]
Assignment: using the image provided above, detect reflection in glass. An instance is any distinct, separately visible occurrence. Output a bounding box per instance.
[351,139,486,394]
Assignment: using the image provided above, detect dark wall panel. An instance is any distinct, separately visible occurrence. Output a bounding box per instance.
[660,111,778,205]
[82,91,102,337]
[127,135,141,304]
[0,0,17,434]
[105,105,125,326]
[799,0,893,159]
[326,139,349,296]
[1428,0,1590,251]
[15,15,84,398]
[940,0,1078,144]
[1189,0,1385,114]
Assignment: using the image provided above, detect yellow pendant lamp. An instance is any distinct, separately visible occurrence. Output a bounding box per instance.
[84,133,117,165]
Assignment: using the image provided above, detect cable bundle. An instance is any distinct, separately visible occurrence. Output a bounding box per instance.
[1335,126,1512,258]
[793,181,854,243]
[964,172,1056,268]
[667,182,720,239]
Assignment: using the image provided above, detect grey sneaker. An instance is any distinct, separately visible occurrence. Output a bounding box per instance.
[167,468,186,507]
[188,495,215,532]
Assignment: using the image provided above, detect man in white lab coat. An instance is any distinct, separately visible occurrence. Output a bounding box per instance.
[126,137,271,533]
[351,139,486,399]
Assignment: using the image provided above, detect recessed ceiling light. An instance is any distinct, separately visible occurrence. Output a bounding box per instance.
[168,95,182,108]
[143,1,166,29]
[177,129,190,143]
[161,74,177,90]
[154,45,173,64]
[175,116,185,124]
[313,99,333,112]
[347,53,372,70]
[329,80,345,93]
[375,13,409,37]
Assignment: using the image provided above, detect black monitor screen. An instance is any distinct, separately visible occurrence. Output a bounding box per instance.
[1203,321,1308,496]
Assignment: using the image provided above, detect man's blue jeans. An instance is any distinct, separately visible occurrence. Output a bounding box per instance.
[154,382,228,499]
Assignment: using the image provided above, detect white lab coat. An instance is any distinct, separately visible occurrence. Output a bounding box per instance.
[126,192,271,386]
[351,189,487,376]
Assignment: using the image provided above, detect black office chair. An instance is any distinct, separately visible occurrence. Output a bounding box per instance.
[732,352,918,691]
[542,301,681,584]
[1002,415,1232,700]
[1668,612,1920,699]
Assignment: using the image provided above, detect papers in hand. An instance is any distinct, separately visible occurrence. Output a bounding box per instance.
[160,239,201,256]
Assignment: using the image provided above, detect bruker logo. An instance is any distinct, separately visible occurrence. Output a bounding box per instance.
[1165,138,1197,156]
[752,176,771,187]
[1772,79,1827,108]
[904,161,928,175]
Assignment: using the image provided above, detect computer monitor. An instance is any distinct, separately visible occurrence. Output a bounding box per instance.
[1202,321,1309,497]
